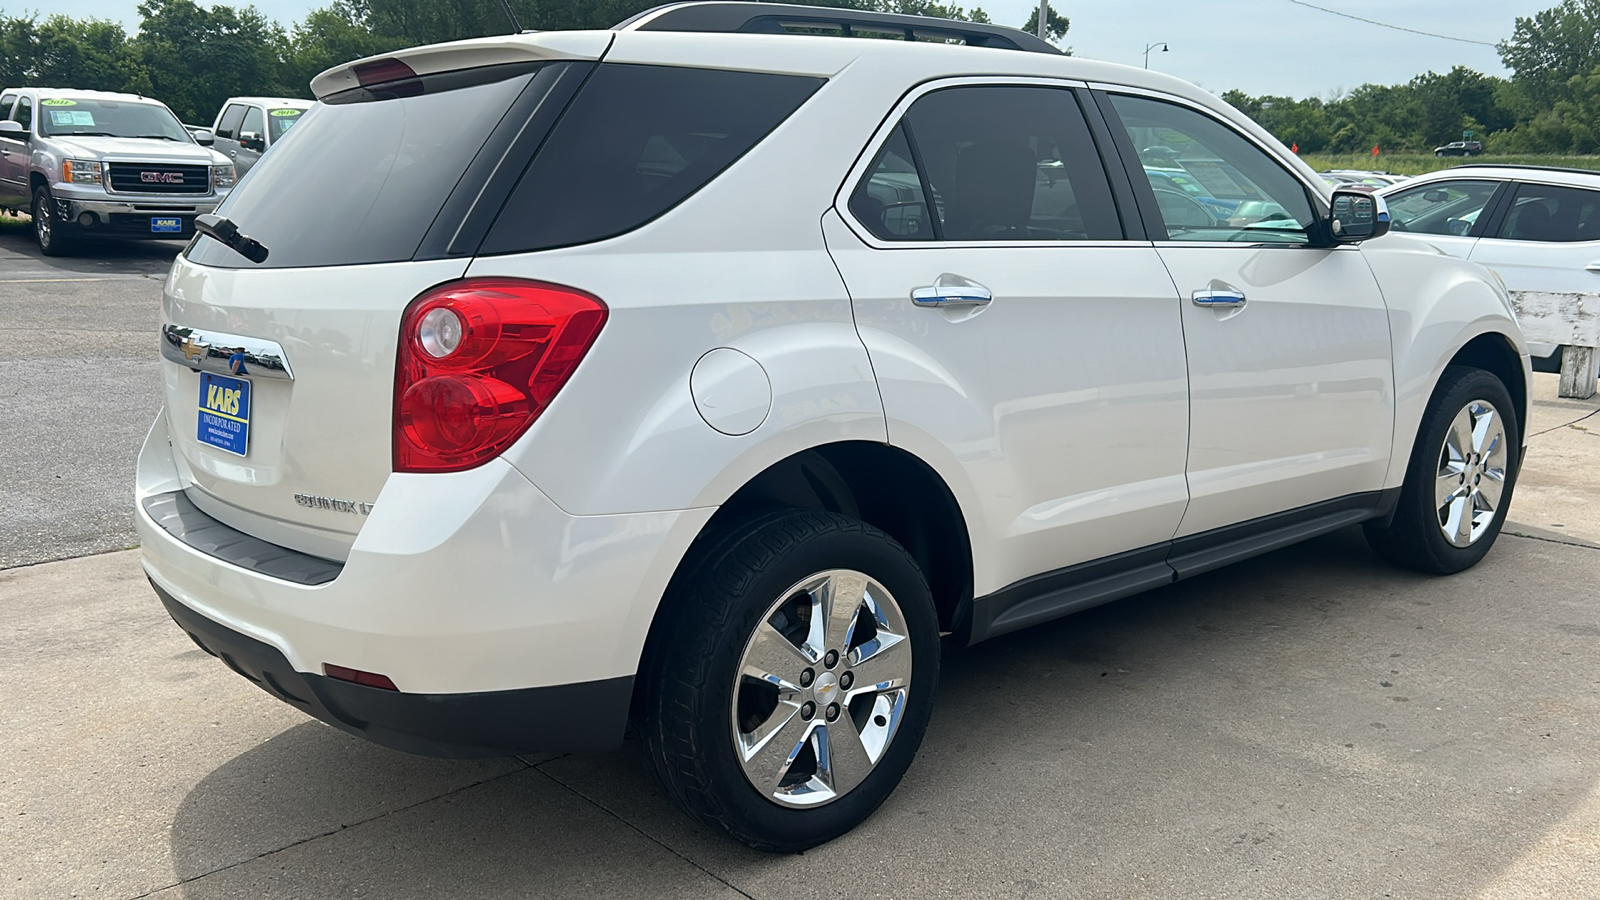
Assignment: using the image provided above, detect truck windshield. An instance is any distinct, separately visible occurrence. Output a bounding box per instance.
[267,108,306,142]
[38,98,190,141]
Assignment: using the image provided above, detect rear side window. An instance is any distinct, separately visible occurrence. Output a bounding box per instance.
[14,96,30,131]
[187,65,544,269]
[1496,183,1600,243]
[216,103,245,139]
[480,64,823,255]
[240,106,265,140]
[850,85,1122,242]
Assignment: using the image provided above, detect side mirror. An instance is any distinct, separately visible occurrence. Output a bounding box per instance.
[191,129,215,147]
[0,120,25,139]
[240,131,264,152]
[1329,188,1390,244]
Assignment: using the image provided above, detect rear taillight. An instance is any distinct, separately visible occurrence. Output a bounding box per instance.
[394,278,607,473]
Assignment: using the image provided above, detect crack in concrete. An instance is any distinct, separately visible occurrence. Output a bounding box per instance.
[1504,530,1600,551]
[121,763,535,900]
[530,759,760,900]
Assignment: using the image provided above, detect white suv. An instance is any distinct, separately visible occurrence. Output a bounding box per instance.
[137,2,1530,851]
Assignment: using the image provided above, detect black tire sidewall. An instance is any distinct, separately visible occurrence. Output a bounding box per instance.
[33,187,69,255]
[1391,366,1521,573]
[644,511,940,851]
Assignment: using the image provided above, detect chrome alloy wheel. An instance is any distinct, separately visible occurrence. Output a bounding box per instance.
[1435,398,1508,548]
[33,193,52,249]
[731,569,913,808]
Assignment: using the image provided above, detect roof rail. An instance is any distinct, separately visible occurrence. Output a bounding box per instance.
[615,2,1061,55]
[1444,163,1600,178]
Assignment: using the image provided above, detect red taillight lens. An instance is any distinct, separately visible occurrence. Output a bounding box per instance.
[394,278,607,473]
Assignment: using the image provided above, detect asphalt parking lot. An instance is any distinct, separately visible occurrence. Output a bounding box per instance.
[2,237,1599,898]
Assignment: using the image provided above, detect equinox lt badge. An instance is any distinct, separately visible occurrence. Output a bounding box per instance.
[293,493,373,515]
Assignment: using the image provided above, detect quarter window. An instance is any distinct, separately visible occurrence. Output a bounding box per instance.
[1496,183,1600,243]
[851,85,1121,242]
[1384,180,1500,237]
[1108,94,1314,244]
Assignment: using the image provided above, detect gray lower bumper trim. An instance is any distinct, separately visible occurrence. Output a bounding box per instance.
[142,490,342,586]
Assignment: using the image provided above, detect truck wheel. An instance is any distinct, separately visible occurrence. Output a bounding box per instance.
[33,187,73,257]
[637,509,940,852]
[1365,366,1520,574]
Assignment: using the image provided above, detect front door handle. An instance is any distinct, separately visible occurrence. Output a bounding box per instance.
[1192,289,1247,308]
[1586,262,1600,274]
[912,274,993,307]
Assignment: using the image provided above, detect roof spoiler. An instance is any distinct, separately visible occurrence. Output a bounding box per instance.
[310,31,612,100]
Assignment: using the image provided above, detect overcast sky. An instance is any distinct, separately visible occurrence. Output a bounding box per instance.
[29,0,1560,98]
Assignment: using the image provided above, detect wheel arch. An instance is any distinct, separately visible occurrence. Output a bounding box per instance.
[638,442,976,673]
[1448,331,1528,450]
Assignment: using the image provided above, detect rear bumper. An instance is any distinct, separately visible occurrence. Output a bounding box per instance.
[136,410,715,755]
[153,578,632,757]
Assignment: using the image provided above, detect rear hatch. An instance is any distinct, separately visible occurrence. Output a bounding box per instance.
[159,34,610,561]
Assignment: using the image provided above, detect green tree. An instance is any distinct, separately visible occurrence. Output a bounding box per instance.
[132,0,291,122]
[1019,3,1068,42]
[1498,0,1600,102]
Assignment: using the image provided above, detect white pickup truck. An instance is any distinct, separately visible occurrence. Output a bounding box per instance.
[0,87,234,255]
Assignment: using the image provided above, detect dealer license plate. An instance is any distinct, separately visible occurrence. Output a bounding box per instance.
[197,373,250,457]
[151,217,182,233]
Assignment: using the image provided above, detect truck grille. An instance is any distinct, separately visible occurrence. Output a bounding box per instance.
[107,163,210,195]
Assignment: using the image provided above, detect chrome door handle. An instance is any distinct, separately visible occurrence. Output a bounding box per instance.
[1192,289,1246,308]
[1586,262,1600,274]
[912,275,993,308]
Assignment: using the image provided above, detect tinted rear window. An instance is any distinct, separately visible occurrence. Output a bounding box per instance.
[480,64,823,255]
[186,66,541,269]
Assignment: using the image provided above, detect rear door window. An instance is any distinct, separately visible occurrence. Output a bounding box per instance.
[1384,179,1501,236]
[1496,183,1600,243]
[480,64,823,255]
[187,65,548,269]
[14,97,30,132]
[848,85,1121,242]
[216,103,246,139]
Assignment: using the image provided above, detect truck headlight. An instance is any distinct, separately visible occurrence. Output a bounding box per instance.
[212,165,236,190]
[63,159,102,184]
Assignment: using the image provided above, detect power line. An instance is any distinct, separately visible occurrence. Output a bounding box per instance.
[1279,0,1498,46]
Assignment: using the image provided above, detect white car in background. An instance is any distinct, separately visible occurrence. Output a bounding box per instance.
[138,1,1530,852]
[1380,165,1600,372]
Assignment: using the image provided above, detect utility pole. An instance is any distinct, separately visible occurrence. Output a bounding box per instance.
[1037,0,1048,39]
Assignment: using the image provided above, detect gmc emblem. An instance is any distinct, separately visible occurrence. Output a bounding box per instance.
[140,172,184,184]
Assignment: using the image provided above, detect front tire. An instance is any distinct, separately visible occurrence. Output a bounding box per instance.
[636,509,940,852]
[1365,366,1520,574]
[33,186,73,257]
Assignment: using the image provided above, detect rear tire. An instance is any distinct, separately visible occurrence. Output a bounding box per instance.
[636,509,940,852]
[33,186,73,257]
[1365,366,1520,574]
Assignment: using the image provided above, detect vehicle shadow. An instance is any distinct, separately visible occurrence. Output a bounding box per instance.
[164,528,1600,897]
[0,213,182,276]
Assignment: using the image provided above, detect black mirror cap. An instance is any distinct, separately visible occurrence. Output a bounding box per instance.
[1329,186,1391,244]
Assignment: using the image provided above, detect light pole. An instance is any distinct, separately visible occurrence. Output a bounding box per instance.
[1144,41,1169,69]
[1037,0,1048,39]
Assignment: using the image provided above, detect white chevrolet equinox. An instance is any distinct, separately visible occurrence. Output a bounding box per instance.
[137,2,1531,851]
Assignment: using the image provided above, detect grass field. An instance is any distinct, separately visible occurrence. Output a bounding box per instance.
[1298,153,1600,176]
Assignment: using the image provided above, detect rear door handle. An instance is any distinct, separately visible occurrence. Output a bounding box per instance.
[912,275,993,307]
[1192,289,1247,308]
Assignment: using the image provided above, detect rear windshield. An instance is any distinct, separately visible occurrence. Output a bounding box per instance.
[480,64,823,255]
[186,66,540,270]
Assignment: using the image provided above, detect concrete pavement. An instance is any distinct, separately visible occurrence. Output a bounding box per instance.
[0,218,178,568]
[3,521,1598,898]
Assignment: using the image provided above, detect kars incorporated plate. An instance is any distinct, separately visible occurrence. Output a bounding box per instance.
[151,216,182,233]
[198,372,250,456]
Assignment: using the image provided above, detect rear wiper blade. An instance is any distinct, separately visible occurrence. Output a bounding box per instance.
[195,214,269,264]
